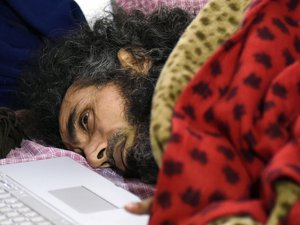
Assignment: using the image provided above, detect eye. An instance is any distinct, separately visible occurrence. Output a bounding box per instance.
[80,111,89,131]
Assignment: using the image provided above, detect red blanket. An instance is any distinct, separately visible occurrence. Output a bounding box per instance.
[150,0,300,224]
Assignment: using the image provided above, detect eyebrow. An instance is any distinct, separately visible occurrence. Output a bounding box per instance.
[66,107,78,143]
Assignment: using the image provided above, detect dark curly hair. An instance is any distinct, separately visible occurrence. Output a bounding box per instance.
[19,6,192,183]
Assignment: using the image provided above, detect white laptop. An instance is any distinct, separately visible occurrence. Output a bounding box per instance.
[0,157,149,225]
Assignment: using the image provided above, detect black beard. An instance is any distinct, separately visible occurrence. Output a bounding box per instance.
[106,122,158,184]
[106,131,126,167]
[111,72,159,184]
[123,123,159,184]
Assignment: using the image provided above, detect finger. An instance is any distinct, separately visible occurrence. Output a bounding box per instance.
[124,197,153,215]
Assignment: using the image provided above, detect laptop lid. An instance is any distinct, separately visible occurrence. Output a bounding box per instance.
[0,157,149,225]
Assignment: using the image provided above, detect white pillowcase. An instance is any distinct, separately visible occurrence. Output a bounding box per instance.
[74,0,112,26]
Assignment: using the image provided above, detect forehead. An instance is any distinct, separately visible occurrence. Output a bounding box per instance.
[61,82,122,110]
[59,84,96,120]
[62,83,96,106]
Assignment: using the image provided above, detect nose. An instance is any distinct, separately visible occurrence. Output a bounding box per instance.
[84,142,109,168]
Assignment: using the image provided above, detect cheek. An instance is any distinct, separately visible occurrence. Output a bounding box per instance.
[97,108,129,131]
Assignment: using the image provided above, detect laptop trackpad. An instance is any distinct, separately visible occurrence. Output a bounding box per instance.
[49,186,117,213]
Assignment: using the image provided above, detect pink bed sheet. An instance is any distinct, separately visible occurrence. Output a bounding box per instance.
[0,140,154,199]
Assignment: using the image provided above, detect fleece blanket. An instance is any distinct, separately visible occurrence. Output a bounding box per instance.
[150,0,300,224]
[150,0,250,166]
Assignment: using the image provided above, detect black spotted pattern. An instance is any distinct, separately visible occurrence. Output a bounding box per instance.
[294,36,300,53]
[265,123,284,139]
[286,0,300,11]
[262,101,276,112]
[204,131,222,138]
[218,122,231,136]
[226,87,238,101]
[282,48,295,66]
[272,18,289,34]
[211,59,222,76]
[181,187,200,207]
[272,83,287,99]
[253,12,265,25]
[163,159,183,176]
[223,40,236,51]
[219,85,229,96]
[192,81,213,99]
[243,131,257,147]
[257,26,275,40]
[277,113,287,124]
[242,148,255,163]
[209,190,226,202]
[233,104,246,121]
[284,16,299,27]
[223,166,240,184]
[182,105,196,120]
[254,52,272,68]
[243,73,262,89]
[157,191,172,209]
[173,111,185,120]
[190,148,208,164]
[204,107,214,122]
[217,145,235,160]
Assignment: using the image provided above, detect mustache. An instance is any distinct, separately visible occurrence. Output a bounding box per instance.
[106,131,127,167]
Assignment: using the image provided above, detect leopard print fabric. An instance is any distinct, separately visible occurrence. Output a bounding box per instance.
[150,0,250,166]
[208,217,262,225]
[266,181,300,225]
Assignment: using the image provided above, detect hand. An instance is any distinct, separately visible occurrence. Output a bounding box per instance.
[124,197,153,215]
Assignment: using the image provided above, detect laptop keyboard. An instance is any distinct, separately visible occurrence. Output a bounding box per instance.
[0,173,74,225]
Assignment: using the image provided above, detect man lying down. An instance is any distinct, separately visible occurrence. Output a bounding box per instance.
[2,1,300,225]
[16,6,193,184]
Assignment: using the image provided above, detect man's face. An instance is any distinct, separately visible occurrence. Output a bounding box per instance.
[59,82,137,172]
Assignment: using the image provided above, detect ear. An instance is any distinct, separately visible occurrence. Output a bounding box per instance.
[117,48,152,76]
